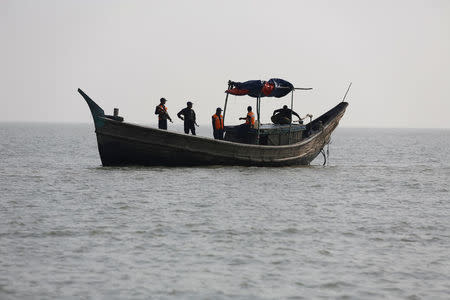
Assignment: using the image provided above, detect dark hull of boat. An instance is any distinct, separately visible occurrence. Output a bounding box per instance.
[79,89,348,166]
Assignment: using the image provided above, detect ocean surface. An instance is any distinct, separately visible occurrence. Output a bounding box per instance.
[0,123,449,299]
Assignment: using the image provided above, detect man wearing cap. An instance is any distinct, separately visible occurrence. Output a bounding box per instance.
[177,101,197,135]
[155,98,172,130]
[211,107,224,140]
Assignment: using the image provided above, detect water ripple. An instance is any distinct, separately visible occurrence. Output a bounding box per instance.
[1,125,449,299]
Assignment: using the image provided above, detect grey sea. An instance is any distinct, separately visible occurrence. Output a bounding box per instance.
[0,123,449,299]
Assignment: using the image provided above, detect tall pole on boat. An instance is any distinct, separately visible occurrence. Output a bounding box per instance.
[223,81,232,125]
[288,90,294,144]
[223,93,229,124]
[256,96,261,144]
[342,82,352,102]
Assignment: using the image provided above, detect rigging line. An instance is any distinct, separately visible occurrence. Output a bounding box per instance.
[294,87,313,90]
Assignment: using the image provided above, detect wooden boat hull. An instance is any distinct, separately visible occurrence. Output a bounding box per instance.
[79,89,348,166]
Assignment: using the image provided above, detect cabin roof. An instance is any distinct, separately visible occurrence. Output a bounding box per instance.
[226,78,294,98]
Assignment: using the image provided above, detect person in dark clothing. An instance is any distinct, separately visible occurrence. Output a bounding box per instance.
[155,97,172,129]
[271,105,301,124]
[212,107,224,140]
[177,101,197,135]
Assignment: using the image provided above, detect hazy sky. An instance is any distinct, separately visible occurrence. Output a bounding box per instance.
[1,0,450,128]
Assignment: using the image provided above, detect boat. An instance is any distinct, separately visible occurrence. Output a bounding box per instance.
[79,79,349,166]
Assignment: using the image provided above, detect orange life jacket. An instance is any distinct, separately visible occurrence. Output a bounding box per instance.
[246,111,255,127]
[157,104,167,120]
[212,114,224,130]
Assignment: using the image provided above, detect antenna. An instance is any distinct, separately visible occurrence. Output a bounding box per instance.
[342,82,352,102]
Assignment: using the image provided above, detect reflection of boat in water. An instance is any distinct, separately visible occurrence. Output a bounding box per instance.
[79,79,349,166]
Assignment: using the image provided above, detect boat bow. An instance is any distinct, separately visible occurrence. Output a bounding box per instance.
[78,88,105,129]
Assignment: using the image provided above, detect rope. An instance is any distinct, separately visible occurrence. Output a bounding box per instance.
[327,143,330,163]
[321,149,327,166]
[320,143,331,166]
[319,121,331,166]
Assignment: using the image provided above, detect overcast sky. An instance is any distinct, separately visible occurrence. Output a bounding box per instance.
[1,0,449,128]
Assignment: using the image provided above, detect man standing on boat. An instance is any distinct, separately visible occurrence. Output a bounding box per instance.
[177,101,198,135]
[212,107,224,140]
[271,105,301,125]
[155,98,172,130]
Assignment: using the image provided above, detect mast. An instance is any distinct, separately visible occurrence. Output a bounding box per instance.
[341,82,352,102]
[288,90,294,144]
[223,81,232,125]
[223,93,229,124]
[256,95,261,144]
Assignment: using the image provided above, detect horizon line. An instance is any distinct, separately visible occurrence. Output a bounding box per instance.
[0,120,449,130]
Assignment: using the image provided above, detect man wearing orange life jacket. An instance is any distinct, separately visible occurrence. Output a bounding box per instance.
[239,106,255,128]
[237,106,256,139]
[211,107,224,140]
[154,98,172,130]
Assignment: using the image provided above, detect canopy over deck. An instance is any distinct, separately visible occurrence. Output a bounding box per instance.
[226,78,294,98]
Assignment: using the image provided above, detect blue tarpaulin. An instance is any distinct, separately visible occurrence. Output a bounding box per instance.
[226,78,294,98]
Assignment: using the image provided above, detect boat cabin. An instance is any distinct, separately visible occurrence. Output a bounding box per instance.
[222,78,312,146]
[224,124,306,145]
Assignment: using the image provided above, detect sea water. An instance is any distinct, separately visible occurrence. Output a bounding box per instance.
[0,123,449,299]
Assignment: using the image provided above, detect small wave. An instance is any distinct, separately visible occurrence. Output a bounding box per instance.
[271,259,290,265]
[319,281,355,289]
[342,232,355,237]
[400,238,417,243]
[0,284,15,295]
[318,249,331,256]
[239,281,255,289]
[184,222,208,228]
[229,258,247,266]
[88,229,112,236]
[282,227,299,234]
[274,247,297,253]
[47,230,75,237]
[425,237,442,243]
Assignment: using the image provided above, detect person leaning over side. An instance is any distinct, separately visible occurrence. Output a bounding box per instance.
[177,101,198,135]
[211,107,224,140]
[155,97,172,130]
[271,105,301,125]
